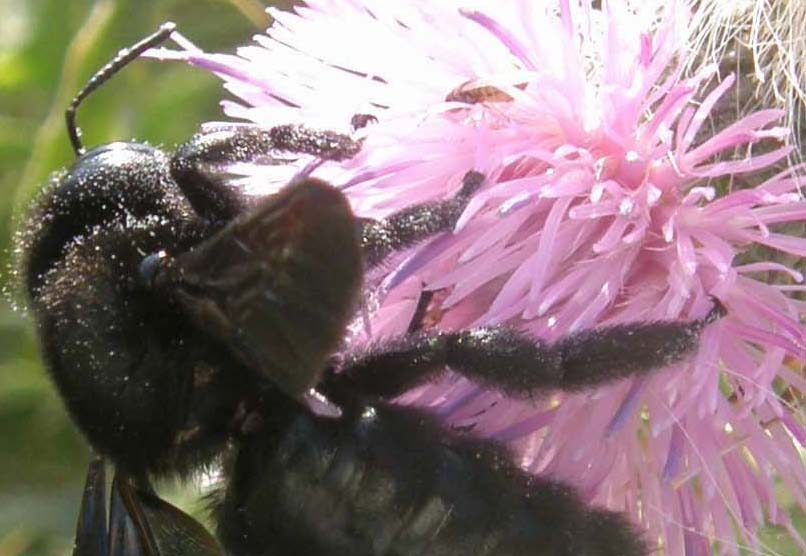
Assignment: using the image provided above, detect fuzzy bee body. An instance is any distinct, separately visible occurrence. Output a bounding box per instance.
[217,392,644,556]
[19,141,267,479]
[15,24,725,556]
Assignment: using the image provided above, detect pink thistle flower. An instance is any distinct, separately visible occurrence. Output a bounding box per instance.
[152,1,806,553]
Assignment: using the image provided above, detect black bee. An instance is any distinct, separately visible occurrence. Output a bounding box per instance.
[15,24,726,556]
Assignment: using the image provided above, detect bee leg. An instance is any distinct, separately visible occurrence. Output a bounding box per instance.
[170,125,360,222]
[109,473,223,556]
[359,170,485,268]
[73,454,108,556]
[344,298,726,399]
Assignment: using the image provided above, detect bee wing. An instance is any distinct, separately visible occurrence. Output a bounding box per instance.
[73,455,108,556]
[109,474,222,556]
[164,178,362,397]
[72,458,222,556]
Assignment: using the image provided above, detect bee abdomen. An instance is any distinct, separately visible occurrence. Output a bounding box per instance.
[217,404,647,556]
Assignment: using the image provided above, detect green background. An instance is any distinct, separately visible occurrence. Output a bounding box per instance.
[0,0,802,554]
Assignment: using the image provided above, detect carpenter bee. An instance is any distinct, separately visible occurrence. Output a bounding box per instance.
[15,24,726,556]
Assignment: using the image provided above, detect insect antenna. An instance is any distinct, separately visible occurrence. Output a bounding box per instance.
[65,22,176,156]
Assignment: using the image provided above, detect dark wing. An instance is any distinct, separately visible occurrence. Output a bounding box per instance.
[159,178,362,398]
[73,455,108,556]
[73,457,222,556]
[111,477,222,556]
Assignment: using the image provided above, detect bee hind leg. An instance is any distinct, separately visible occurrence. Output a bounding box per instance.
[342,299,726,399]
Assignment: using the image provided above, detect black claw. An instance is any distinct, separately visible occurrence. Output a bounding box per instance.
[406,288,435,334]
[459,170,485,197]
[350,113,378,130]
[703,295,727,325]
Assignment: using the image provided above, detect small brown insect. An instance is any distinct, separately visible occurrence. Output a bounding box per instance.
[445,79,526,104]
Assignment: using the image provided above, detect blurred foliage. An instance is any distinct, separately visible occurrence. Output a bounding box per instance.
[1,0,805,555]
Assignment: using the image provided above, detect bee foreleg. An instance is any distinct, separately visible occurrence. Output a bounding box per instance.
[359,170,484,268]
[170,125,360,222]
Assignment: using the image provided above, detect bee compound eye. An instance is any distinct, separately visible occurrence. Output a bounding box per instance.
[139,250,168,289]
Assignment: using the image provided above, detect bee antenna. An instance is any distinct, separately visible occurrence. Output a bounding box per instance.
[65,22,177,157]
